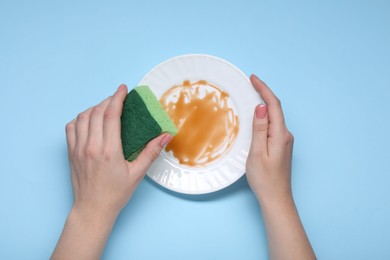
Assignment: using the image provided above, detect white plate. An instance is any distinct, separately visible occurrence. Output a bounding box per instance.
[139,54,261,194]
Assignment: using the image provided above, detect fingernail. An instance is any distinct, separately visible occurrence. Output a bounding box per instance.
[252,74,260,81]
[160,134,173,146]
[255,104,267,118]
[117,84,126,91]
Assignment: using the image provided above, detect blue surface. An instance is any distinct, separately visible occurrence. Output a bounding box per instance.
[1,0,390,259]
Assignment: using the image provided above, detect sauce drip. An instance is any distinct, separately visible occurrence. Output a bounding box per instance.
[160,80,239,167]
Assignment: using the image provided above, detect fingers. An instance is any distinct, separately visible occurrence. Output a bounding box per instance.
[103,84,128,147]
[87,96,112,146]
[249,104,269,157]
[67,84,126,157]
[131,134,172,175]
[65,119,77,155]
[75,107,93,151]
[250,74,286,135]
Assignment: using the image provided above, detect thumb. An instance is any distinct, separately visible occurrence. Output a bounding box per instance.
[250,104,268,157]
[132,133,173,174]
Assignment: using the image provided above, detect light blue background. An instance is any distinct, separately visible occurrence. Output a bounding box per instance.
[1,0,389,259]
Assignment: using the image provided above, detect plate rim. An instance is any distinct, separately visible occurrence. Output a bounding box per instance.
[139,53,251,87]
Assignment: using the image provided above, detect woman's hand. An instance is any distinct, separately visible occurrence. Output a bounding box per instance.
[246,75,316,260]
[52,84,172,260]
[66,84,171,217]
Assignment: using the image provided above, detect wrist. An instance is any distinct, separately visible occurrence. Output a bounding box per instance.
[69,204,119,229]
[256,190,295,210]
[53,204,119,259]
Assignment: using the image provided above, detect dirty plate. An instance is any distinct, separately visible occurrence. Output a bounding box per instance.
[139,54,260,194]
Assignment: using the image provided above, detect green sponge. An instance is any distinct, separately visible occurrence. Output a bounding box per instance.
[121,85,178,161]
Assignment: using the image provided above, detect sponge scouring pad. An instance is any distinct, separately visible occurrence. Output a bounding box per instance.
[121,85,178,161]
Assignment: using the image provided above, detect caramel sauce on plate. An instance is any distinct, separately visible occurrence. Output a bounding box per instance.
[160,80,239,167]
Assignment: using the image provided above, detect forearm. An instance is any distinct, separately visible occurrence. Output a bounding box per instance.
[51,207,118,260]
[259,195,316,260]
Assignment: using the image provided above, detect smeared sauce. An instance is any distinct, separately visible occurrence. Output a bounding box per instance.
[160,80,239,167]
